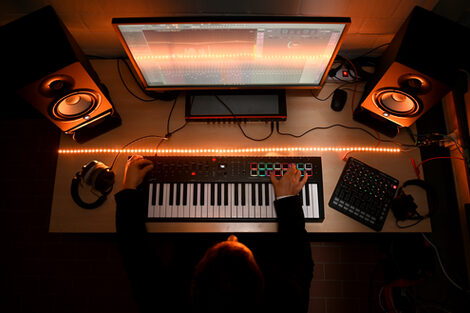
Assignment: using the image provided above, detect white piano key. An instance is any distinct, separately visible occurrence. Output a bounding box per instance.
[260,184,267,218]
[183,183,190,218]
[148,183,155,218]
[188,183,195,218]
[177,183,184,218]
[312,183,320,218]
[218,184,224,218]
[202,183,209,218]
[301,185,308,218]
[243,184,250,218]
[237,183,243,218]
[268,184,275,218]
[228,183,235,218]
[161,183,170,218]
[304,184,314,219]
[195,183,202,218]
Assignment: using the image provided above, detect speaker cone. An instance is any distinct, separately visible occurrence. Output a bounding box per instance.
[373,88,421,117]
[51,90,100,120]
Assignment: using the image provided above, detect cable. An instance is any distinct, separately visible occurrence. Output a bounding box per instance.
[116,59,157,102]
[421,233,470,293]
[109,135,168,170]
[154,96,188,155]
[213,95,275,142]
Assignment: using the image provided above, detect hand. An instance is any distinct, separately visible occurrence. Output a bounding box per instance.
[122,155,154,190]
[270,163,308,198]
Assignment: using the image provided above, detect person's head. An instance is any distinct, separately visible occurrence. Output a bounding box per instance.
[191,235,264,313]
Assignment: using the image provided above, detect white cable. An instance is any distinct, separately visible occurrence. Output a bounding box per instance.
[421,233,470,293]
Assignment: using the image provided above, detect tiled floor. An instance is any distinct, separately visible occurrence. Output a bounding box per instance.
[1,107,468,313]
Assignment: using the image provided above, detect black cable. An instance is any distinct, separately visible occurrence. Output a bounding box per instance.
[310,82,351,101]
[214,95,274,142]
[355,43,390,59]
[154,96,188,156]
[116,59,157,102]
[109,135,167,170]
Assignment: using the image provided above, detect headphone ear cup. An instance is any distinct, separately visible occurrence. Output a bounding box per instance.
[391,193,419,221]
[70,161,114,209]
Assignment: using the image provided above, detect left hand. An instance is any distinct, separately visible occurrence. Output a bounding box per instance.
[122,155,154,190]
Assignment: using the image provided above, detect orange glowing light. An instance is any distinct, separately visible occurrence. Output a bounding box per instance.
[57,146,401,154]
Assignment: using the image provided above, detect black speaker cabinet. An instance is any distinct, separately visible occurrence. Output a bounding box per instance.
[0,6,120,142]
[354,6,469,137]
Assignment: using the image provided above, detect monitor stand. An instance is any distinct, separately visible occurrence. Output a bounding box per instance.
[185,90,287,122]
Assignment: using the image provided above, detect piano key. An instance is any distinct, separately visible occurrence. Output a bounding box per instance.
[192,183,198,206]
[200,183,205,206]
[241,183,246,206]
[260,184,267,218]
[183,183,188,206]
[243,184,250,218]
[305,183,310,206]
[176,183,181,206]
[252,184,258,218]
[229,184,235,218]
[264,183,270,206]
[224,183,229,206]
[251,183,256,206]
[312,184,320,218]
[234,183,239,206]
[158,183,164,206]
[268,184,276,218]
[148,184,155,217]
[203,183,209,218]
[169,183,174,206]
[151,182,157,206]
[195,183,202,218]
[258,183,263,206]
[210,183,215,206]
[219,184,225,218]
[301,186,308,218]
[189,183,195,218]
[217,183,222,206]
[177,183,184,218]
[162,183,170,217]
[237,183,243,218]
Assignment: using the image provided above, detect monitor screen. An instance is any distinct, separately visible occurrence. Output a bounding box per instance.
[113,17,350,90]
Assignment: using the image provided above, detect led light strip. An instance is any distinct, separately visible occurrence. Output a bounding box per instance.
[58,146,401,154]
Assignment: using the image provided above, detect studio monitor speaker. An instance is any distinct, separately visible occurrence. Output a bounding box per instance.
[354,6,469,137]
[0,6,120,143]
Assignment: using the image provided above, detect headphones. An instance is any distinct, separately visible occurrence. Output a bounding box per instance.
[71,160,115,209]
[391,179,434,223]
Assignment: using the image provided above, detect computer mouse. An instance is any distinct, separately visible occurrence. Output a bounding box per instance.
[330,89,348,112]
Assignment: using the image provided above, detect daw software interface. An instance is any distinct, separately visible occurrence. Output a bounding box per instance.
[116,22,347,88]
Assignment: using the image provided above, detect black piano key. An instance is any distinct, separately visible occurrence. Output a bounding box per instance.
[305,184,310,206]
[224,183,228,206]
[251,184,256,206]
[176,183,181,206]
[193,183,198,206]
[241,183,246,206]
[234,183,239,206]
[183,183,188,206]
[264,183,270,206]
[258,183,263,206]
[299,187,304,205]
[151,183,156,206]
[200,183,205,205]
[210,183,215,206]
[158,183,164,205]
[217,183,222,206]
[169,183,174,206]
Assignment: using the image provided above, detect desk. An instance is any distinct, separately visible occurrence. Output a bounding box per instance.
[49,59,431,233]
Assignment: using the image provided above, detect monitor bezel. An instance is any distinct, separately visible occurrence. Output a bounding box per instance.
[112,16,351,91]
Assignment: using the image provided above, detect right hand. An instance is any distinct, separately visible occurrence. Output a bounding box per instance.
[122,155,154,190]
[270,163,308,198]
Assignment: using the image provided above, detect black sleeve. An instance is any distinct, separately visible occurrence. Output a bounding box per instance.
[115,189,169,313]
[262,196,314,313]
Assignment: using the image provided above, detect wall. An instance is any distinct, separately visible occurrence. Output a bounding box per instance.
[0,0,440,57]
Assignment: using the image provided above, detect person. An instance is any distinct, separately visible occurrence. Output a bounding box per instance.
[115,155,314,313]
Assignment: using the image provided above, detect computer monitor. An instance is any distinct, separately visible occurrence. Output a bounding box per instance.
[112,16,350,91]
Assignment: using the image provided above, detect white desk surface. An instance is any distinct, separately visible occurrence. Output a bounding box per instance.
[49,60,431,233]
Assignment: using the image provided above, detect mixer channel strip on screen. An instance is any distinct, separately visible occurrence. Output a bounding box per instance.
[142,156,324,222]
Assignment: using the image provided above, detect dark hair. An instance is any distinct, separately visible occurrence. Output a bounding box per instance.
[191,241,264,313]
